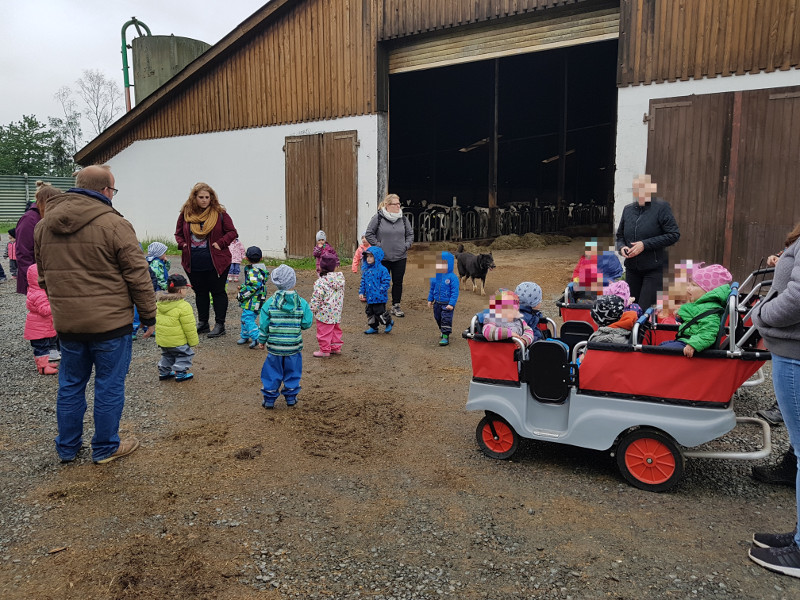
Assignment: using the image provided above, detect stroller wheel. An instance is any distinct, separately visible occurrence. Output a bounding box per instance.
[476,414,519,460]
[616,429,684,492]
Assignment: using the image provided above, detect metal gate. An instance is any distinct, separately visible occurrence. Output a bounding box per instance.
[284,131,358,258]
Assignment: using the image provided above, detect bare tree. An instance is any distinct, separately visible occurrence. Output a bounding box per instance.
[52,86,83,156]
[75,69,123,135]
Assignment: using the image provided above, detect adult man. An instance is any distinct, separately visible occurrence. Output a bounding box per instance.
[35,165,157,464]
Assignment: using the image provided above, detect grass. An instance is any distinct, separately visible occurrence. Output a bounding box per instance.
[0,222,15,234]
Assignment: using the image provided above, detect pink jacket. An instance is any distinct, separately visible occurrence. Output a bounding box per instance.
[351,242,369,272]
[24,264,56,340]
[229,239,246,264]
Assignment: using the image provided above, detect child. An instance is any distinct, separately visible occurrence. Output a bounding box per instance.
[482,289,535,347]
[660,263,732,357]
[257,264,314,408]
[313,230,340,276]
[515,281,545,341]
[237,246,268,348]
[24,264,59,375]
[427,251,459,346]
[572,240,602,297]
[605,280,643,317]
[228,238,246,283]
[310,253,345,357]
[155,274,199,381]
[588,295,638,344]
[351,234,369,273]
[358,246,393,334]
[6,228,17,278]
[146,242,170,292]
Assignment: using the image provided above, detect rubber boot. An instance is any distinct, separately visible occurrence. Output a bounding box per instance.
[35,355,58,375]
[752,447,797,487]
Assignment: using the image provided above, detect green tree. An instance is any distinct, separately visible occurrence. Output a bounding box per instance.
[0,115,56,175]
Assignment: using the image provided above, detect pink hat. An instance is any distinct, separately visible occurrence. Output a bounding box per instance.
[605,280,632,306]
[691,264,732,292]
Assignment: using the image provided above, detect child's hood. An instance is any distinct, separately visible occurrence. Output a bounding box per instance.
[438,251,455,275]
[27,264,43,291]
[363,245,385,266]
[156,291,187,305]
[273,289,301,311]
[320,271,345,291]
[695,283,732,306]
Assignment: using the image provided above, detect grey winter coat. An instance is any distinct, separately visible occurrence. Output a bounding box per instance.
[753,237,800,360]
[365,211,414,262]
[589,326,632,345]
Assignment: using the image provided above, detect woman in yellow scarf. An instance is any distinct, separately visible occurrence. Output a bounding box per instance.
[175,182,238,338]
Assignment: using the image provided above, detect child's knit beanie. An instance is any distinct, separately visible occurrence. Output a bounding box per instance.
[591,295,625,327]
[691,264,732,292]
[605,280,632,306]
[147,242,168,259]
[319,254,337,273]
[246,246,262,263]
[271,264,296,290]
[316,230,326,242]
[514,282,542,309]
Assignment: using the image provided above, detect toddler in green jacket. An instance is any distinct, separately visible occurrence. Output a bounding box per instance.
[155,274,200,381]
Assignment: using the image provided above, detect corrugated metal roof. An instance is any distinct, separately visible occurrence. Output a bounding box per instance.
[0,175,75,223]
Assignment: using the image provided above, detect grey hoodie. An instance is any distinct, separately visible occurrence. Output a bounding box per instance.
[753,237,800,360]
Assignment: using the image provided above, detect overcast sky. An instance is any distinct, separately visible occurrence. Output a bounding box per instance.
[0,1,268,133]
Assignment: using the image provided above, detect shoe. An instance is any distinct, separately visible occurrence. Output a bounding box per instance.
[749,543,800,578]
[249,339,258,349]
[263,402,275,410]
[753,529,798,549]
[757,403,784,425]
[94,437,140,464]
[752,450,796,487]
[237,337,249,345]
[35,355,58,375]
[159,371,176,381]
[391,304,405,317]
[207,323,226,338]
[439,334,450,346]
[330,348,342,355]
[196,321,210,333]
[384,322,393,333]
[313,350,330,358]
[49,349,61,361]
[60,447,84,464]
[286,399,297,407]
[364,327,378,334]
[175,372,194,382]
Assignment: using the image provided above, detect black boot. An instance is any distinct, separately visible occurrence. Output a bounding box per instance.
[752,448,797,487]
[196,321,210,333]
[207,323,226,338]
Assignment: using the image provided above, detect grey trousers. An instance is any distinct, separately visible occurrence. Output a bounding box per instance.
[158,344,195,375]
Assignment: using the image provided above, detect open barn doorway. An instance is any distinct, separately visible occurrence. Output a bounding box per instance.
[388,40,618,242]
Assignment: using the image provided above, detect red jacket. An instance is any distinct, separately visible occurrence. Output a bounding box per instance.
[175,211,238,276]
[24,264,56,340]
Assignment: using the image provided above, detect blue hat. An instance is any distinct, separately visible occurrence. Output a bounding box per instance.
[515,282,542,308]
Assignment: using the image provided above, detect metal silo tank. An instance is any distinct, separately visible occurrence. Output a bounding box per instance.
[131,35,211,104]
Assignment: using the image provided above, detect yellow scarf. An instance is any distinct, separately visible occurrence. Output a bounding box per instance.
[183,206,220,238]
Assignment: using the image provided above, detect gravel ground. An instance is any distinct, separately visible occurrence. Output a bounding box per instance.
[0,246,798,599]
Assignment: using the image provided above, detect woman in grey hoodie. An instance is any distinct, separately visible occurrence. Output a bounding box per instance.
[749,222,800,578]
[365,194,414,317]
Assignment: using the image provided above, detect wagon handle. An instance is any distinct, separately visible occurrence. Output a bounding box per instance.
[631,308,653,350]
[739,280,773,311]
[572,340,588,364]
[683,416,772,461]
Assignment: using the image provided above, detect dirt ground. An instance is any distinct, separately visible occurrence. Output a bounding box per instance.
[1,240,796,599]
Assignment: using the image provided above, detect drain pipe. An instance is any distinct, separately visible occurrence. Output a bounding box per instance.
[121,17,152,112]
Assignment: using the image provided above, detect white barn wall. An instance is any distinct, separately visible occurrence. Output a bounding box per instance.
[614,67,800,229]
[107,114,380,258]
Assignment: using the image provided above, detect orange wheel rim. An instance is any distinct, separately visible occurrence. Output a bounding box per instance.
[482,421,514,453]
[624,438,675,485]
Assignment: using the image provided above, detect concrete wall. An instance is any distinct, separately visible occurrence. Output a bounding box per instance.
[108,114,381,258]
[613,67,800,229]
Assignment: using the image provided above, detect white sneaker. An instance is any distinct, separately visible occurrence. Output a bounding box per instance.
[391,304,405,317]
[49,349,61,362]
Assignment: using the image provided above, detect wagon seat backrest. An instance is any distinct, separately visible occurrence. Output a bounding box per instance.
[559,320,595,354]
[519,341,572,403]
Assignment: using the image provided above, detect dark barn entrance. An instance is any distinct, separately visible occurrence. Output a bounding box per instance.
[388,40,618,242]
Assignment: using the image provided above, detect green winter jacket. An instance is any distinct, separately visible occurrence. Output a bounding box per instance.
[155,293,200,348]
[676,284,731,352]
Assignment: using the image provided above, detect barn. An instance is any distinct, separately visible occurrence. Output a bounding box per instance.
[75,0,800,276]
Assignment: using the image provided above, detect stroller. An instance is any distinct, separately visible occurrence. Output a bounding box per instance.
[463,272,774,492]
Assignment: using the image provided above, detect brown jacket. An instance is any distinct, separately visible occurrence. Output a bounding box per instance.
[34,190,157,340]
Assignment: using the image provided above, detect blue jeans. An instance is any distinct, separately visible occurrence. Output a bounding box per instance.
[772,353,800,546]
[241,309,259,340]
[55,335,133,462]
[132,306,140,332]
[260,352,302,407]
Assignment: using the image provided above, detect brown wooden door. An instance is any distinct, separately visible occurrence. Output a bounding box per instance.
[285,130,358,258]
[645,85,800,282]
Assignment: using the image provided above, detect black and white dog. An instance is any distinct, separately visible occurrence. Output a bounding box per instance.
[455,244,496,295]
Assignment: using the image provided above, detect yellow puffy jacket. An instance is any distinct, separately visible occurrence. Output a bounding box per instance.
[155,294,199,348]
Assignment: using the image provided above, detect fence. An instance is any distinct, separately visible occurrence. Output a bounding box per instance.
[0,175,75,223]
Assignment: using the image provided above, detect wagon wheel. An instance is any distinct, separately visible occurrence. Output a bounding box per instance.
[616,429,684,492]
[476,414,519,460]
